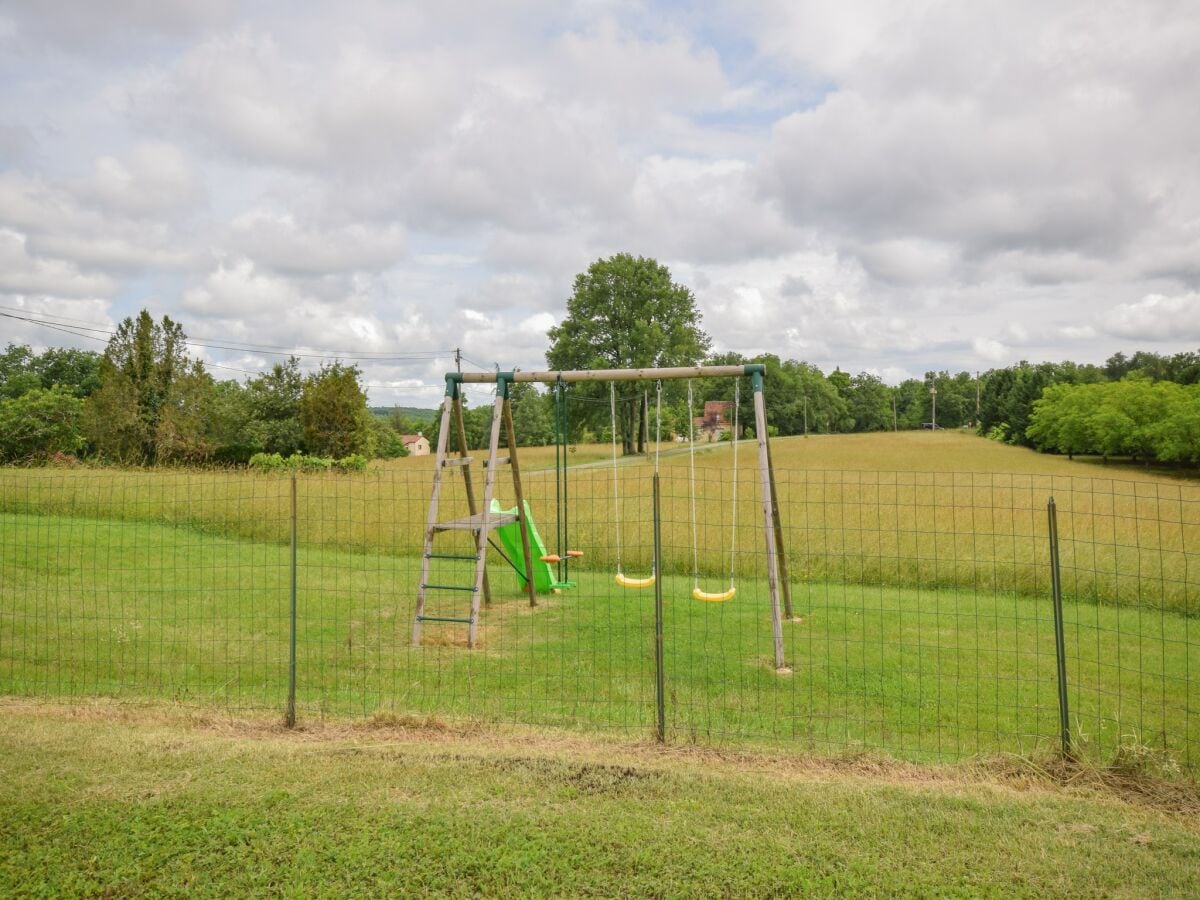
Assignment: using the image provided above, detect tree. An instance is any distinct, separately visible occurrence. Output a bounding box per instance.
[546,254,710,453]
[155,366,216,463]
[299,362,373,457]
[370,415,409,458]
[509,382,554,446]
[844,371,893,432]
[0,386,85,462]
[243,358,305,457]
[0,344,102,402]
[1027,377,1200,464]
[84,310,212,463]
[33,347,102,397]
[0,344,40,400]
[1028,383,1100,458]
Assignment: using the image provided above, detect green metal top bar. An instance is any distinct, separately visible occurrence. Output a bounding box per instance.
[454,364,764,384]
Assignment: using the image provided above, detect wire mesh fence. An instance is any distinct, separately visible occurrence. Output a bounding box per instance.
[1,455,1196,770]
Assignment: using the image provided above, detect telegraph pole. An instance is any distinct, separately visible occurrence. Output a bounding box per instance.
[803,395,808,437]
[975,370,981,428]
[893,390,898,431]
[930,384,937,429]
[455,348,462,374]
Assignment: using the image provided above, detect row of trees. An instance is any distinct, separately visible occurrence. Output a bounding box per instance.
[0,312,423,465]
[1027,378,1200,464]
[976,350,1200,449]
[4,254,1198,464]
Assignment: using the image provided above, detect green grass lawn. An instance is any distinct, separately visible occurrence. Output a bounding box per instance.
[1,700,1197,897]
[3,511,1195,770]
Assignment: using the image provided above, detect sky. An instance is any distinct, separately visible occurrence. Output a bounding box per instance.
[1,0,1198,407]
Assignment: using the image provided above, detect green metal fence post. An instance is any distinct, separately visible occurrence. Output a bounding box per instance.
[1047,496,1071,758]
[286,472,298,728]
[653,472,666,743]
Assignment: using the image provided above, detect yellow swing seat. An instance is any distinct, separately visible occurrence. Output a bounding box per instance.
[692,586,736,603]
[615,572,656,589]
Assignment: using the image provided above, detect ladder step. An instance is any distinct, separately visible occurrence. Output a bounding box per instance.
[416,615,474,624]
[442,456,474,467]
[422,583,478,592]
[434,511,519,531]
[425,553,480,561]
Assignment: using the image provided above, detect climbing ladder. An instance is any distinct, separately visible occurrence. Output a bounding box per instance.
[412,374,536,648]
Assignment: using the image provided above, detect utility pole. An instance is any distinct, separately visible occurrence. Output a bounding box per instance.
[893,390,898,432]
[803,395,808,437]
[455,348,462,374]
[930,384,937,429]
[975,370,981,428]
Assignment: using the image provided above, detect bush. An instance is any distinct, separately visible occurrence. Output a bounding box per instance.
[0,386,86,463]
[248,452,286,471]
[249,451,365,473]
[334,454,369,472]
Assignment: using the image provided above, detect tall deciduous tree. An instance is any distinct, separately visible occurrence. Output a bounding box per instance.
[546,254,710,453]
[299,362,373,458]
[84,310,212,463]
[244,358,305,456]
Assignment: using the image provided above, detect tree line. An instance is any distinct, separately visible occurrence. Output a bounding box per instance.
[1027,378,1200,464]
[0,311,425,465]
[4,253,1198,465]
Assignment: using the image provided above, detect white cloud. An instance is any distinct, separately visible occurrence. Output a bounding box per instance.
[972,337,1009,362]
[1102,293,1200,341]
[227,209,406,276]
[81,141,204,216]
[4,2,1200,405]
[0,172,202,275]
[0,229,116,297]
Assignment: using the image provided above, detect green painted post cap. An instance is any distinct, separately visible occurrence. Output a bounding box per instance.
[745,364,766,392]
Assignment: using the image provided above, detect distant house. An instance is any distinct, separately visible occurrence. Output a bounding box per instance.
[693,400,733,443]
[402,433,430,456]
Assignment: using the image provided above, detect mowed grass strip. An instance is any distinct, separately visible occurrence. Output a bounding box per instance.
[3,512,1195,767]
[1,700,1198,897]
[3,432,1198,611]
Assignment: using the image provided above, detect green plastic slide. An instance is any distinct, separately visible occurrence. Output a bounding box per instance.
[489,500,575,593]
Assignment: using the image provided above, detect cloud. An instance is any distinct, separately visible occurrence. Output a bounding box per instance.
[0,229,116,297]
[5,0,237,52]
[755,1,1197,268]
[5,2,1200,405]
[972,337,1009,362]
[0,172,202,274]
[80,141,204,216]
[227,209,406,276]
[1102,293,1200,341]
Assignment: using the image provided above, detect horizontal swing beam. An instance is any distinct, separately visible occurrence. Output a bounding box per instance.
[453,364,765,386]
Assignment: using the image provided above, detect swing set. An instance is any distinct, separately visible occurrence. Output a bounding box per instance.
[608,379,741,603]
[412,364,791,669]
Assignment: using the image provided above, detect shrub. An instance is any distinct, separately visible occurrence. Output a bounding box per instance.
[251,451,366,473]
[0,385,86,462]
[248,452,286,471]
[334,454,369,472]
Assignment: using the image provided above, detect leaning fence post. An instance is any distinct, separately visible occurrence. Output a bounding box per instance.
[286,472,298,728]
[653,472,666,743]
[1047,496,1071,758]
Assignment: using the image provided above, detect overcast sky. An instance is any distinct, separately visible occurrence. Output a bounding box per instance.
[1,0,1198,406]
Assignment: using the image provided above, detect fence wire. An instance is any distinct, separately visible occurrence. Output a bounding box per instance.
[0,457,1196,770]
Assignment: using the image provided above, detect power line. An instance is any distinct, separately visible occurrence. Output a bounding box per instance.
[0,306,457,364]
